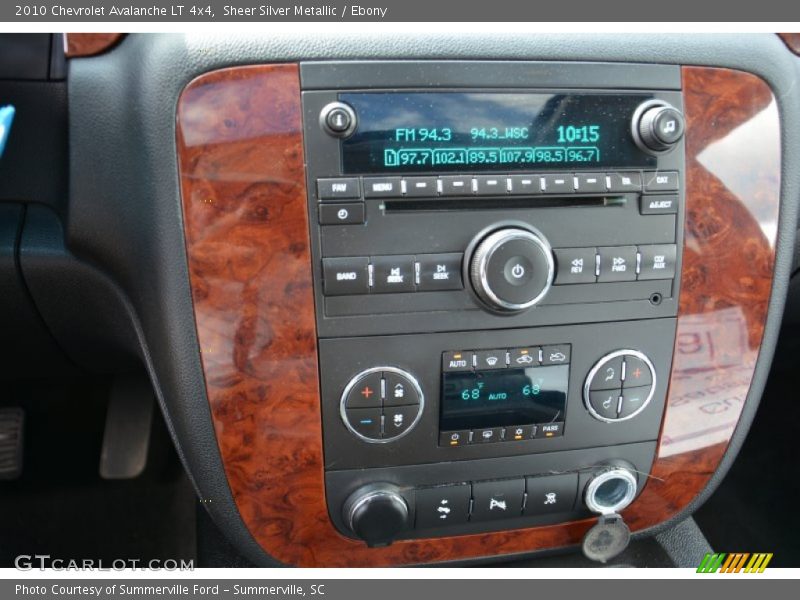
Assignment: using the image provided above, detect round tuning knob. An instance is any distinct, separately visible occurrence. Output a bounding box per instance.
[632,100,685,154]
[343,483,410,547]
[468,227,554,313]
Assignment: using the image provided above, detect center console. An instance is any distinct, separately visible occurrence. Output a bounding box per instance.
[302,63,684,545]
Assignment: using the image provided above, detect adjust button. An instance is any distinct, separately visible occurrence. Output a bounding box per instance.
[415,484,471,529]
[618,386,651,419]
[345,407,382,440]
[345,371,383,409]
[372,255,415,293]
[319,202,365,225]
[623,356,653,389]
[471,479,524,521]
[416,253,463,291]
[323,257,369,296]
[524,473,578,516]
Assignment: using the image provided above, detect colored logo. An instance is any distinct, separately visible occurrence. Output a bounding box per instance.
[0,105,15,159]
[696,552,773,573]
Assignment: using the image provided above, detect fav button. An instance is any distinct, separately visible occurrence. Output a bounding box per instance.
[471,479,525,521]
[317,177,361,200]
[415,484,471,529]
[524,473,578,516]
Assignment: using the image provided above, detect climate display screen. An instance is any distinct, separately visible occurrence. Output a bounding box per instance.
[340,92,655,174]
[440,365,568,431]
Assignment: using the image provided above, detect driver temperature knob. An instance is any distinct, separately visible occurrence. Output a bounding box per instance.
[469,227,554,313]
[343,483,410,547]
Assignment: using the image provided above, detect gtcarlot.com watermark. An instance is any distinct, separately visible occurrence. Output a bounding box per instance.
[14,555,194,571]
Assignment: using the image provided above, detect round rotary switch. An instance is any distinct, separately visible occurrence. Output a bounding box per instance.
[343,483,410,547]
[469,227,554,313]
[632,100,685,154]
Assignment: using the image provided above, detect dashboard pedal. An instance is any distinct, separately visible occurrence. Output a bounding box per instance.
[0,407,24,480]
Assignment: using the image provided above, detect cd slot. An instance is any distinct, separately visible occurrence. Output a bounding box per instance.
[383,195,626,212]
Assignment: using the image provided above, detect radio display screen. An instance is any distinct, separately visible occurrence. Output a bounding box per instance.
[440,365,568,431]
[340,92,656,174]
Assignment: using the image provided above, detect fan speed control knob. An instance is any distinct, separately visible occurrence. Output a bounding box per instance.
[632,100,685,154]
[469,227,554,313]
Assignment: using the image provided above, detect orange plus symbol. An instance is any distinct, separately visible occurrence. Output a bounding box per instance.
[632,368,642,379]
[360,386,374,398]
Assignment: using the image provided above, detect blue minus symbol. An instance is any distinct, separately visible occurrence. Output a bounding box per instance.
[0,105,15,159]
[359,419,373,425]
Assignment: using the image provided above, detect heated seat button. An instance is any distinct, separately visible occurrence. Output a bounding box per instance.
[618,386,652,419]
[416,253,463,291]
[589,355,623,391]
[588,389,621,420]
[415,484,471,529]
[322,257,369,295]
[344,408,382,440]
[623,356,653,388]
[638,244,677,280]
[345,371,383,409]
[383,372,420,407]
[372,255,415,293]
[471,479,524,521]
[554,247,597,284]
[598,246,637,282]
[524,474,578,516]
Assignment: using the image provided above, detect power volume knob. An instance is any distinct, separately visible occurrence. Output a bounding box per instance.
[632,100,685,154]
[469,227,554,313]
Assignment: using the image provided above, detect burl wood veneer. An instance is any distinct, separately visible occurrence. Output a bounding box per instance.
[177,64,780,566]
[65,33,124,58]
[778,33,800,55]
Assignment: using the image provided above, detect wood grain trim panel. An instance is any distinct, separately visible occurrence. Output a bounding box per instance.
[778,33,800,55]
[177,64,780,566]
[65,33,124,58]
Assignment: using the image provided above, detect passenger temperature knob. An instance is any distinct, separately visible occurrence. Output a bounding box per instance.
[469,227,554,313]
